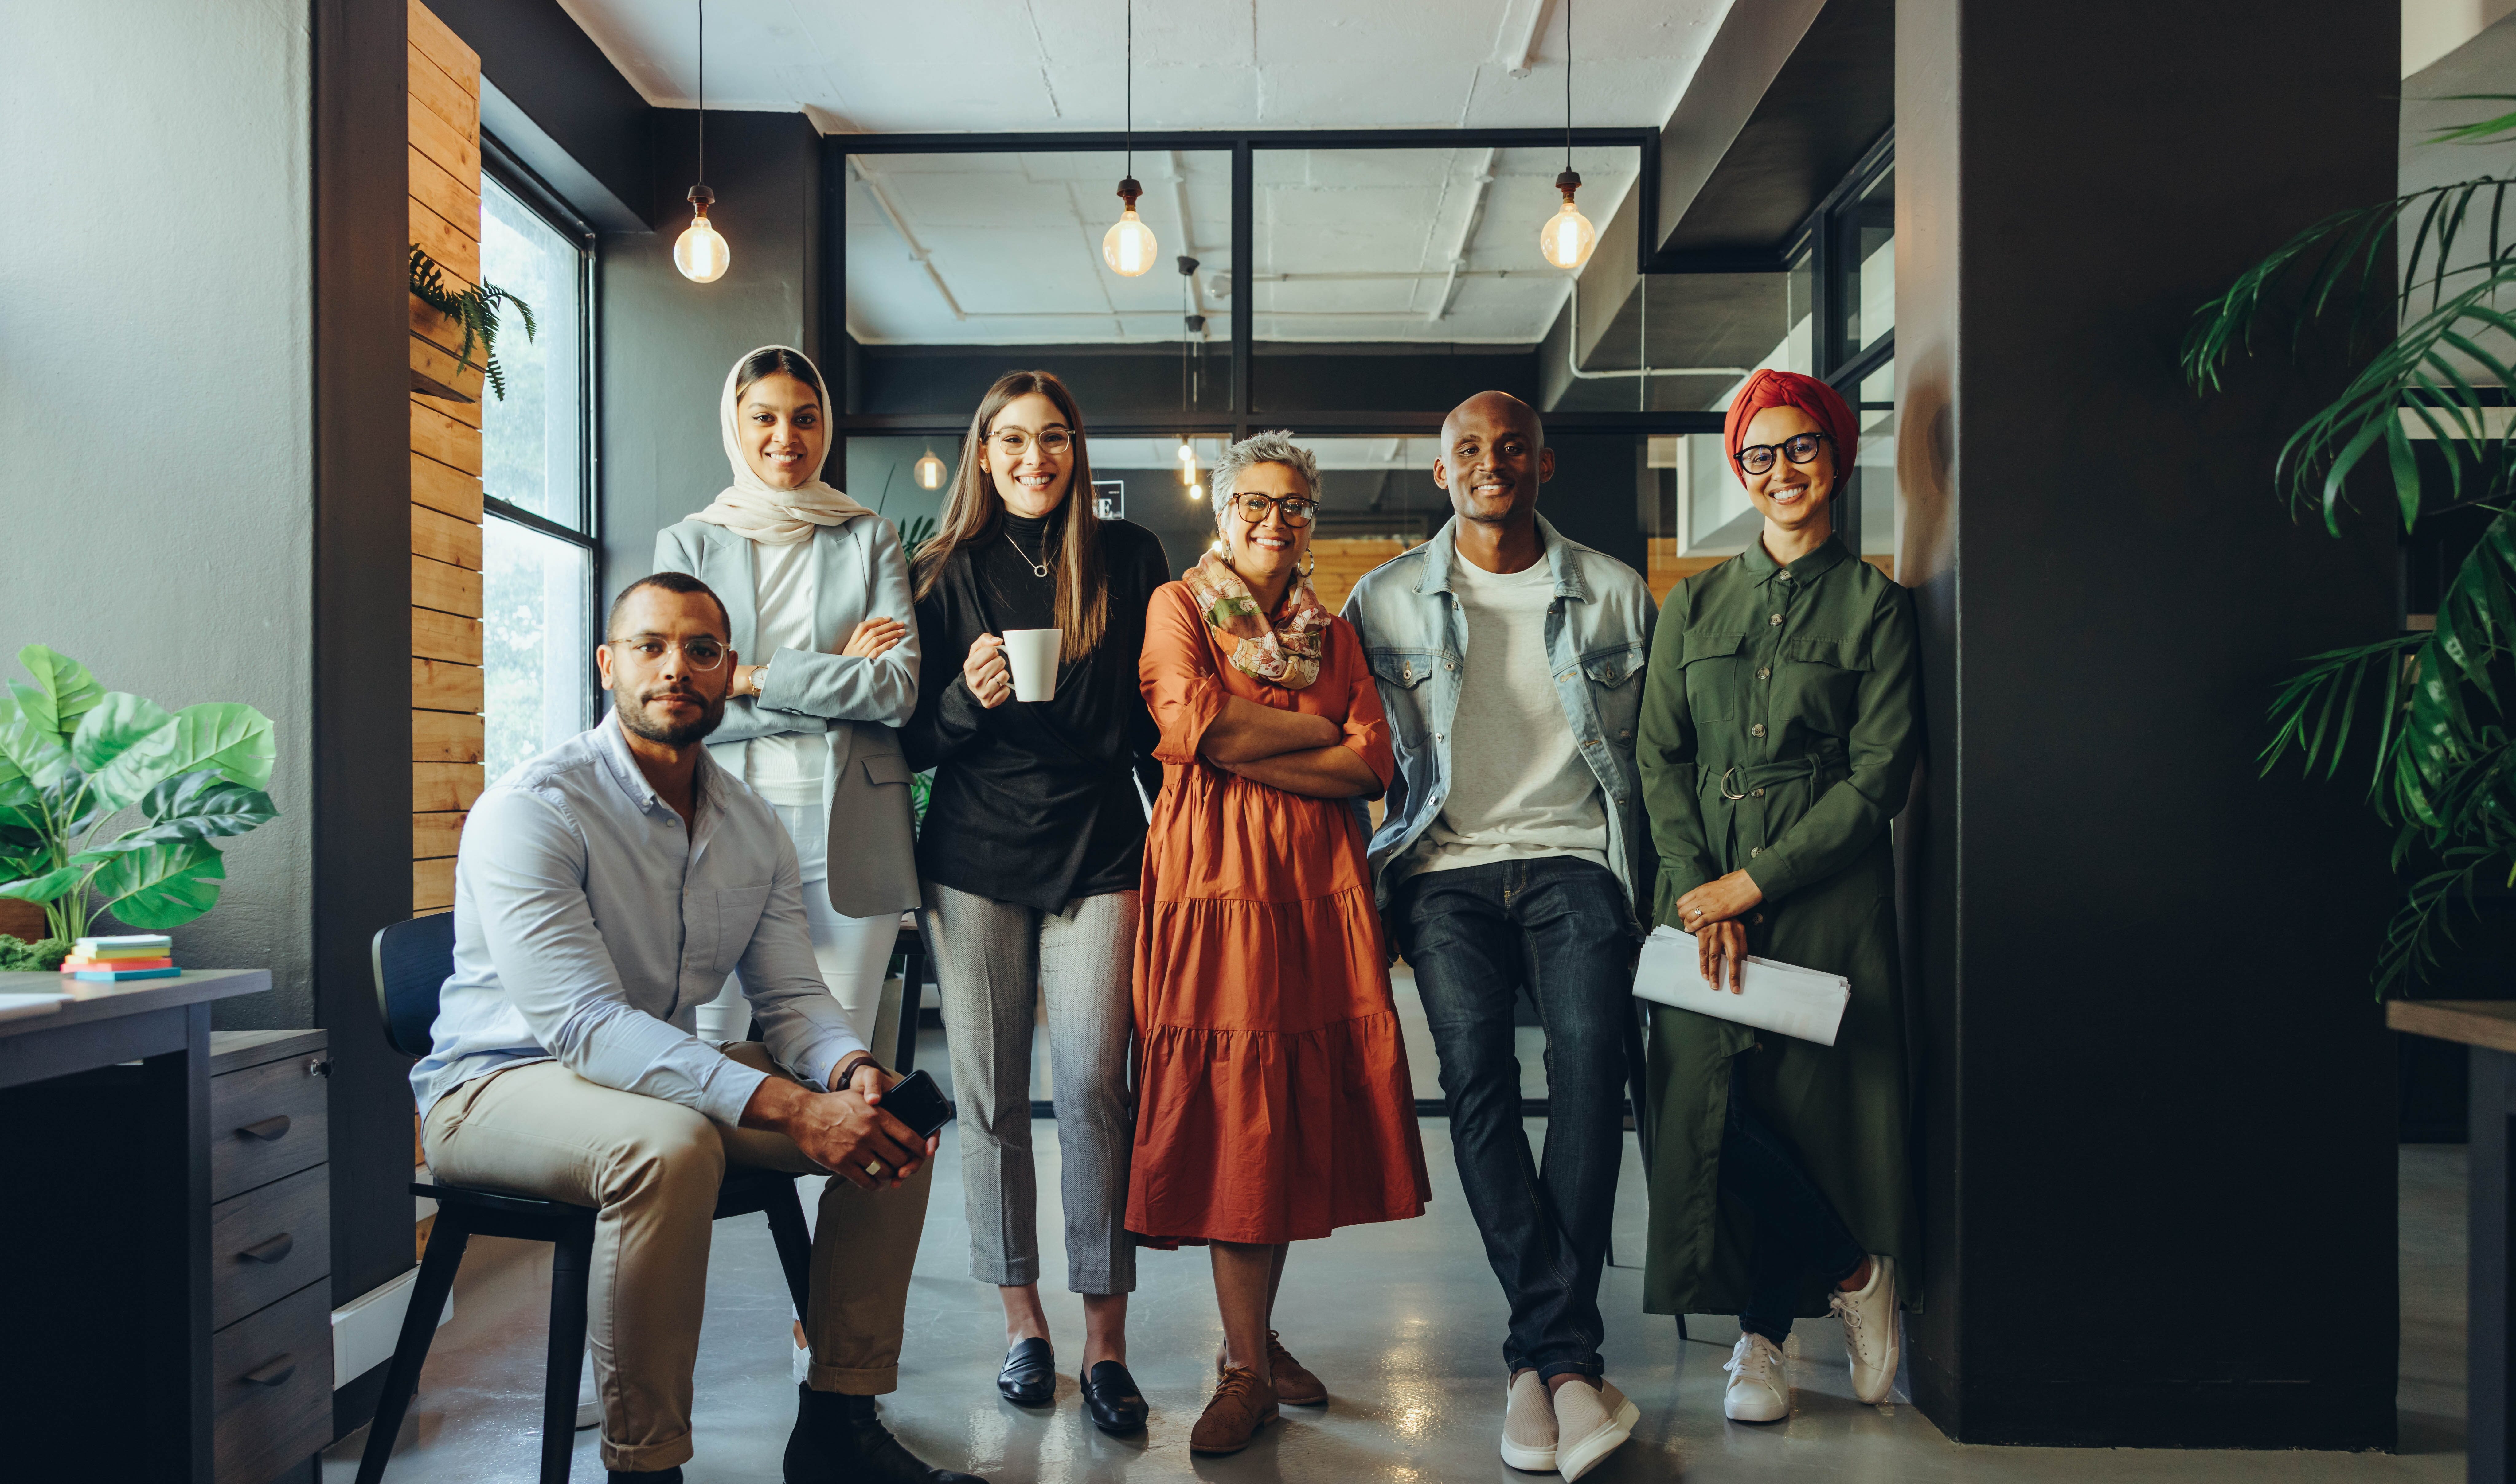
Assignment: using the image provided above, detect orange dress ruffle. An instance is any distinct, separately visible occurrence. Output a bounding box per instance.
[1127,581,1432,1246]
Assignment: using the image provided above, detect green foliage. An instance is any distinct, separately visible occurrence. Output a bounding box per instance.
[0,937,69,972]
[0,647,279,944]
[2188,96,2516,991]
[898,516,937,563]
[409,244,537,401]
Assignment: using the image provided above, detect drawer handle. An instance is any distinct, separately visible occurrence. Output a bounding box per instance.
[237,1114,291,1142]
[241,1356,295,1388]
[239,1233,294,1264]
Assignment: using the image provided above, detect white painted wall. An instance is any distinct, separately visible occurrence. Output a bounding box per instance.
[2405,0,2516,75]
[0,0,315,1023]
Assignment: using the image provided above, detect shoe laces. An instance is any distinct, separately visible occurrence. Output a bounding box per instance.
[1723,1335,1779,1384]
[1213,1365,1265,1406]
[1828,1286,1865,1338]
[1265,1332,1299,1369]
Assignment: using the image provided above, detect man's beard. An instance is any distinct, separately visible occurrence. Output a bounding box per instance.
[616,683,725,748]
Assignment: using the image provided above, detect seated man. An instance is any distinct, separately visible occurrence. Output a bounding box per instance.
[409,571,982,1484]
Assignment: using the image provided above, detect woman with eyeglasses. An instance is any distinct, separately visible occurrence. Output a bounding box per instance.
[1634,369,1921,1423]
[901,370,1172,1436]
[1130,431,1430,1455]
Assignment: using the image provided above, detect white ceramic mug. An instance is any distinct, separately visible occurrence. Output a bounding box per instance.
[1002,628,1061,703]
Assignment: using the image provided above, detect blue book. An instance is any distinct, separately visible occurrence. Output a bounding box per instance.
[70,966,182,982]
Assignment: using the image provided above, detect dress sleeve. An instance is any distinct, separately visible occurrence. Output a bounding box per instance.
[1744,580,1921,902]
[1638,582,1721,924]
[1334,620,1396,792]
[1141,583,1229,766]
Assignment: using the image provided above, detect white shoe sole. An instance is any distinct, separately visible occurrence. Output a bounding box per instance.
[1850,1329,1901,1405]
[1499,1435,1557,1472]
[1556,1395,1639,1481]
[1724,1383,1789,1424]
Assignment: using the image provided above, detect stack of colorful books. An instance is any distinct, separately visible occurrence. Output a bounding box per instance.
[60,934,179,981]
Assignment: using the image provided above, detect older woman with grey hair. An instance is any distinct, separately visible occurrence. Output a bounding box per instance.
[1129,431,1432,1455]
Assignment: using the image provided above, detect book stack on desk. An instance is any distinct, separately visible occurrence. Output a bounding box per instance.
[60,933,178,981]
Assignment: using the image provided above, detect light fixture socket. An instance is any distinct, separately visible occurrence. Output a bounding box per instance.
[1177,255,1200,277]
[1117,177,1144,209]
[1555,168,1583,204]
[688,183,716,210]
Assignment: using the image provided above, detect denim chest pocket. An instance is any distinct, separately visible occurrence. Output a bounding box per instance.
[1367,647,1441,742]
[1580,642,1649,745]
[1679,632,1747,722]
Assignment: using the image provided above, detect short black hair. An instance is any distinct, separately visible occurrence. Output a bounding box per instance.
[607,571,733,641]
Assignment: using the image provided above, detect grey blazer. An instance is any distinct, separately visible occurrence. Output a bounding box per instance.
[653,514,922,917]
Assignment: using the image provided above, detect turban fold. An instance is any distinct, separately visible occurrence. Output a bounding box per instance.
[1722,369,1858,488]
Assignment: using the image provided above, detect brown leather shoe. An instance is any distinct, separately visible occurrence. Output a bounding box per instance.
[1217,1332,1326,1406]
[1190,1366,1278,1454]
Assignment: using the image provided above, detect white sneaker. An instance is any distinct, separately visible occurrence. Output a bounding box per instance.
[575,1352,599,1430]
[1551,1379,1638,1482]
[1722,1333,1790,1423]
[1499,1370,1556,1472]
[1828,1255,1901,1404]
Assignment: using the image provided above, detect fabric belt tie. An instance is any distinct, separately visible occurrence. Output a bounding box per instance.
[1707,748,1846,800]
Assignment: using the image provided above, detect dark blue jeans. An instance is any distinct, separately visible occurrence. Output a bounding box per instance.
[1393,856,1635,1381]
[1723,1094,1866,1344]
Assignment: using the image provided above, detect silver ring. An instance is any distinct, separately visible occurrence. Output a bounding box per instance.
[864,1159,886,1177]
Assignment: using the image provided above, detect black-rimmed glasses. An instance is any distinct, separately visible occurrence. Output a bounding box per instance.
[1233,493,1319,528]
[1733,431,1830,476]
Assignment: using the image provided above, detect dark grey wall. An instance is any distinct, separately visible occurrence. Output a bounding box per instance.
[426,0,653,228]
[1896,0,2400,1448]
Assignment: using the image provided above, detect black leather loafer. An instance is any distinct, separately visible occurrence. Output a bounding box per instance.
[997,1338,1055,1406]
[1080,1360,1148,1435]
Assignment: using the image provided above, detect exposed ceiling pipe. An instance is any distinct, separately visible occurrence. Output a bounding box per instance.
[1499,0,1557,78]
[1429,148,1500,323]
[1261,269,1529,283]
[1563,279,1748,381]
[1166,151,1207,326]
[850,158,967,322]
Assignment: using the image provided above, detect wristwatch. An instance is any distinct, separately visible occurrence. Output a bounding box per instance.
[750,663,770,698]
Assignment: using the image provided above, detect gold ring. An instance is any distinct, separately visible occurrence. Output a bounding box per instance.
[864,1159,886,1177]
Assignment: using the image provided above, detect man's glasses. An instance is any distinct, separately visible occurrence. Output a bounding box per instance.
[608,637,727,671]
[1733,431,1830,476]
[989,428,1074,458]
[1234,493,1319,528]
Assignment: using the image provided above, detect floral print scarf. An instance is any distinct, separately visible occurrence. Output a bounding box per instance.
[1182,550,1331,690]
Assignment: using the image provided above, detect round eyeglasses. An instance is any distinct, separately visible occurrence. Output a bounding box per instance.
[988,428,1074,458]
[607,637,728,671]
[1234,493,1319,528]
[1733,431,1830,476]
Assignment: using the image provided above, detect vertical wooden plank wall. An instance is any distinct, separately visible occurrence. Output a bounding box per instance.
[407,1,484,923]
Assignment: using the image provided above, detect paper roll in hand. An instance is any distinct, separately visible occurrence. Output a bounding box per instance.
[1631,925,1851,1047]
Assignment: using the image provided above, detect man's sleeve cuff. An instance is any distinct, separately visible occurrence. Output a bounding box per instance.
[697,1058,772,1127]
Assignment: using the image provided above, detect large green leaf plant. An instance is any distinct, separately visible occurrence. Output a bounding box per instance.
[2186,97,2516,990]
[0,645,279,945]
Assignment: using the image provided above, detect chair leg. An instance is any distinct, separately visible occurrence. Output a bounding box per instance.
[761,1177,817,1320]
[354,1217,473,1484]
[542,1229,594,1484]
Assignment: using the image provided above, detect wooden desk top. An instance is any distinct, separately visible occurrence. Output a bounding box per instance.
[2389,998,2516,1055]
[0,968,273,1037]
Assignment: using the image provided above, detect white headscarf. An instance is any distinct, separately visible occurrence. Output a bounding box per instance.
[688,345,872,545]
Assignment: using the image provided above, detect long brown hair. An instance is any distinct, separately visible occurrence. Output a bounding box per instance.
[910,369,1110,658]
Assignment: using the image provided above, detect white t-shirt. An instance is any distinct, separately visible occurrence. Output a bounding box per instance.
[744,537,825,810]
[1397,551,1609,882]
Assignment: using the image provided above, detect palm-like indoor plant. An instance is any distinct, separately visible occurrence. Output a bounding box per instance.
[0,645,278,967]
[2187,97,2516,989]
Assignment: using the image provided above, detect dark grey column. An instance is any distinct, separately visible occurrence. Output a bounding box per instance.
[1895,0,2401,1449]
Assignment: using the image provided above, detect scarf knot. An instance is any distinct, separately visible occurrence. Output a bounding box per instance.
[1183,551,1330,689]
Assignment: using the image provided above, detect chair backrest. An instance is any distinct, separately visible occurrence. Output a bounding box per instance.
[373,913,457,1060]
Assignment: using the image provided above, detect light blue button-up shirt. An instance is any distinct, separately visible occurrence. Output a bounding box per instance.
[409,714,866,1126]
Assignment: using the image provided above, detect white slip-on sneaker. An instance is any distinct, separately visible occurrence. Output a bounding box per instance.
[1499,1370,1557,1472]
[1828,1255,1901,1404]
[1722,1333,1791,1423]
[1553,1379,1638,1482]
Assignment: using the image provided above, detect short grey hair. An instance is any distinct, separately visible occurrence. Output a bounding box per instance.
[1210,430,1320,523]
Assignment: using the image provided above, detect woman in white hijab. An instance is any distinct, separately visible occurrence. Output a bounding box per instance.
[653,345,961,1482]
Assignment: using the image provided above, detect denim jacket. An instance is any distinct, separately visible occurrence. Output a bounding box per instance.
[1340,514,1658,927]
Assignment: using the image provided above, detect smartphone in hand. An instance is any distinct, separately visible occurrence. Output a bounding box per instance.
[876,1069,955,1140]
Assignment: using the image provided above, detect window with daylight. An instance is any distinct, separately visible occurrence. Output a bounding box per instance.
[478,168,597,782]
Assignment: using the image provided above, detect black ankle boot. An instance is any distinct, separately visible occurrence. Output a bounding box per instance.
[785,1385,988,1484]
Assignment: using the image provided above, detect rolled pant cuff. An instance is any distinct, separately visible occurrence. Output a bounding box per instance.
[973,1256,1039,1287]
[807,1359,898,1395]
[601,1433,695,1473]
[1533,1358,1606,1384]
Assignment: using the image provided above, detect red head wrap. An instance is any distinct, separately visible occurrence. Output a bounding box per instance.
[1722,369,1858,488]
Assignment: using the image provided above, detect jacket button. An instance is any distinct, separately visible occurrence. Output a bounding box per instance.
[1751,723,1767,737]
[1757,668,1770,680]
[1751,912,1764,924]
[1750,846,1762,857]
[1778,572,1792,582]
[1619,729,1631,740]
[1752,787,1764,797]
[1770,613,1783,626]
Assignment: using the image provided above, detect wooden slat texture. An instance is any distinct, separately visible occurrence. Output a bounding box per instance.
[408,321,484,401]
[413,606,483,665]
[413,856,457,912]
[408,93,480,186]
[2389,999,2516,1055]
[408,146,480,242]
[407,0,479,92]
[410,449,483,520]
[410,199,479,286]
[412,398,482,476]
[412,657,483,714]
[1307,538,1417,616]
[414,763,485,814]
[411,291,475,356]
[412,555,481,619]
[406,41,480,141]
[413,811,467,860]
[413,505,482,569]
[413,708,485,764]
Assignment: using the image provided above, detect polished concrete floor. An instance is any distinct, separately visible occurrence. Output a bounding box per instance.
[329,998,2469,1482]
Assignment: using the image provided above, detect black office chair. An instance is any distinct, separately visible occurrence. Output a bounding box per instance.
[358,913,818,1484]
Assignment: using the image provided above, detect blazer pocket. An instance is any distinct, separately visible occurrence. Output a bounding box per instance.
[860,753,915,787]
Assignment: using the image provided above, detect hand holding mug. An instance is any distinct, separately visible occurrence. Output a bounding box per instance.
[963,634,1012,709]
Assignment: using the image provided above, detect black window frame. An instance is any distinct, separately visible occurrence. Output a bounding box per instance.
[1779,129,1895,554]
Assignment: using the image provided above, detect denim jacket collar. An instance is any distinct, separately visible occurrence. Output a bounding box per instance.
[1414,513,1592,605]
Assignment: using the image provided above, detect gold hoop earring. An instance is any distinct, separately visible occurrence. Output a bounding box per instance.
[1303,550,1316,579]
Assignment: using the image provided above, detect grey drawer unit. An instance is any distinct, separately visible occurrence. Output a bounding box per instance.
[207,1030,332,1484]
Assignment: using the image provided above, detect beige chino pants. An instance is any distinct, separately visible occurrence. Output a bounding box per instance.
[421,1042,932,1474]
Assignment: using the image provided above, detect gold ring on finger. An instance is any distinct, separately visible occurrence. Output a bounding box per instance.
[864,1159,885,1177]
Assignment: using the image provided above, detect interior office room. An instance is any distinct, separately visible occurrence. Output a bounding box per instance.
[12,0,2516,1479]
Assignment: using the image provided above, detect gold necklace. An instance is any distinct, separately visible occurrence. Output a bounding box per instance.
[1004,528,1049,578]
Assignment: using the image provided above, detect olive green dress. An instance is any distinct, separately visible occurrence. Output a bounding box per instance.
[1636,534,1921,1319]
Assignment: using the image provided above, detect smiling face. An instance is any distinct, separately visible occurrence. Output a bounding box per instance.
[984,391,1076,519]
[1434,392,1553,528]
[737,371,826,491]
[1738,404,1836,540]
[597,584,733,748]
[1220,460,1315,598]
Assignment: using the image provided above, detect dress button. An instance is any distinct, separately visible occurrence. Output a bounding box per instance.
[1757,668,1771,680]
[1750,846,1762,857]
[1778,572,1792,582]
[1751,724,1767,737]
[1769,614,1783,626]
[1752,787,1764,797]
[1751,912,1764,924]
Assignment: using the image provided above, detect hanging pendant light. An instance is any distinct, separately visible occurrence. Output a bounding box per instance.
[914,446,947,490]
[1537,0,1596,273]
[674,0,731,283]
[1102,0,1158,277]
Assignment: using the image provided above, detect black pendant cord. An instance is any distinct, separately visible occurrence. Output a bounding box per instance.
[696,0,706,187]
[1125,0,1134,181]
[1562,0,1572,171]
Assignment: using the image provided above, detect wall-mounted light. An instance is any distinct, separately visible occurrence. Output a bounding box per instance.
[1535,0,1597,273]
[674,0,729,283]
[1102,0,1157,278]
[914,446,947,490]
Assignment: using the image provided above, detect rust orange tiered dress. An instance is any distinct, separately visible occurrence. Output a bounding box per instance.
[1127,580,1432,1247]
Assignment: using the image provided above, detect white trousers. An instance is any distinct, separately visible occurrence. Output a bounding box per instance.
[700,800,904,1057]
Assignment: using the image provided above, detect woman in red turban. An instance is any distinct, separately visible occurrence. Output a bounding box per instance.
[1632,368,1922,1422]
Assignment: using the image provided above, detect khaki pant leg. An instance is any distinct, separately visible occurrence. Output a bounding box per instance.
[714,1041,933,1395]
[421,1062,726,1474]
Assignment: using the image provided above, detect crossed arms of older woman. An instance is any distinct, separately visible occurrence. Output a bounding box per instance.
[1199,697,1381,799]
